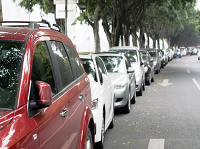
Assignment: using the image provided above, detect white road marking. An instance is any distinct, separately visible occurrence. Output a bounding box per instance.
[192,79,200,91]
[148,139,165,149]
[187,69,190,73]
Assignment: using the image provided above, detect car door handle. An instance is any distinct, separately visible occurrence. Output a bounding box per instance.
[79,93,85,100]
[60,108,69,117]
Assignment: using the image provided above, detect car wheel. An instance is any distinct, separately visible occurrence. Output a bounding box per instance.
[146,74,151,85]
[151,73,155,82]
[131,90,136,104]
[137,87,143,96]
[85,128,93,149]
[123,93,131,113]
[143,81,145,91]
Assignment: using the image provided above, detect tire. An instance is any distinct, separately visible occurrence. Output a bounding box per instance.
[146,73,151,85]
[151,73,155,82]
[137,87,142,96]
[143,81,145,91]
[131,90,136,104]
[123,93,131,113]
[95,114,105,149]
[85,128,93,149]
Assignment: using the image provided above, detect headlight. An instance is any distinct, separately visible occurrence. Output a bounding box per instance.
[91,98,98,110]
[114,83,127,89]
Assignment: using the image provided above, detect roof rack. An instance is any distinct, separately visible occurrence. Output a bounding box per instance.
[0,19,64,33]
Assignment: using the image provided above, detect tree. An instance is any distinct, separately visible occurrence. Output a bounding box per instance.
[13,0,66,31]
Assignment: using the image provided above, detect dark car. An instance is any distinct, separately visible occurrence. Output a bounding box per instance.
[145,48,162,74]
[139,49,155,85]
[0,20,95,149]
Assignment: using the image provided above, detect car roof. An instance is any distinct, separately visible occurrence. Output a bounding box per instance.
[0,20,64,41]
[95,52,123,57]
[110,46,138,50]
[0,27,34,41]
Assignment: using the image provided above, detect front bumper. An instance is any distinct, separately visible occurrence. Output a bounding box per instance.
[114,85,129,108]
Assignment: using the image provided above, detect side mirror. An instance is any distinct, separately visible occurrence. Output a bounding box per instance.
[140,62,144,66]
[30,81,52,110]
[127,67,135,73]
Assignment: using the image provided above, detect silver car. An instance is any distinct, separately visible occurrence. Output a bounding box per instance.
[109,46,145,96]
[96,52,136,113]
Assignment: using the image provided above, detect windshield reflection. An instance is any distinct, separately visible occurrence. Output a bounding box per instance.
[0,42,23,109]
[100,56,125,73]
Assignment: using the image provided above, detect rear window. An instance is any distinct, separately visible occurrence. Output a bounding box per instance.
[99,56,125,73]
[0,41,23,109]
[111,49,138,62]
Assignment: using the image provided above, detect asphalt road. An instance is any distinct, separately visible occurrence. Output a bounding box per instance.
[103,55,200,149]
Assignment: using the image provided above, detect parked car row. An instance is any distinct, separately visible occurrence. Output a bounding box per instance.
[79,46,172,148]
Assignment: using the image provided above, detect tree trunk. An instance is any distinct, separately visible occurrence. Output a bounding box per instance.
[131,30,138,47]
[157,38,160,49]
[0,0,3,25]
[153,38,156,48]
[93,6,101,52]
[99,0,121,48]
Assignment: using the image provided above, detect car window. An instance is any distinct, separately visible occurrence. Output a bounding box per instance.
[100,56,125,73]
[49,41,74,89]
[0,42,23,109]
[63,43,83,79]
[149,50,156,57]
[31,41,57,96]
[96,57,107,74]
[95,58,104,84]
[81,58,97,82]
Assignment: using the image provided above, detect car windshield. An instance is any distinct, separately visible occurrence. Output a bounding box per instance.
[111,49,138,62]
[0,41,23,110]
[149,50,156,57]
[140,52,147,61]
[100,56,125,73]
[81,59,97,82]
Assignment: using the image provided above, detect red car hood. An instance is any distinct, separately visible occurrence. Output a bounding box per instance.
[0,110,14,130]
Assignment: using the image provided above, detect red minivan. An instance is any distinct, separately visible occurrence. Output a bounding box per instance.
[0,20,95,149]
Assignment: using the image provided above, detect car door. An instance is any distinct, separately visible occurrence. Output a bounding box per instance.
[30,39,69,149]
[63,43,87,149]
[96,57,113,127]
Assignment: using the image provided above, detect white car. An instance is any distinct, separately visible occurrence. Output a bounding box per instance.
[80,54,115,149]
[96,52,136,113]
[109,46,145,96]
[198,51,200,60]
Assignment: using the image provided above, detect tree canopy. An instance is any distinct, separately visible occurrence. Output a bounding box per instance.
[14,0,200,50]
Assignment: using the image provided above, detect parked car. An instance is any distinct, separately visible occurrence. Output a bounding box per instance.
[0,20,95,149]
[161,49,169,65]
[175,48,182,58]
[80,54,115,148]
[109,46,145,96]
[139,49,155,85]
[96,52,136,113]
[198,51,200,60]
[180,47,187,56]
[145,48,162,74]
[166,48,174,61]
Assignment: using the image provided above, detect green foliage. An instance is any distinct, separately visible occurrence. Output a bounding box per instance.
[13,0,54,14]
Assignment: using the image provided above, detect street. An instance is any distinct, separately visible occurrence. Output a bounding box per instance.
[103,55,200,149]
